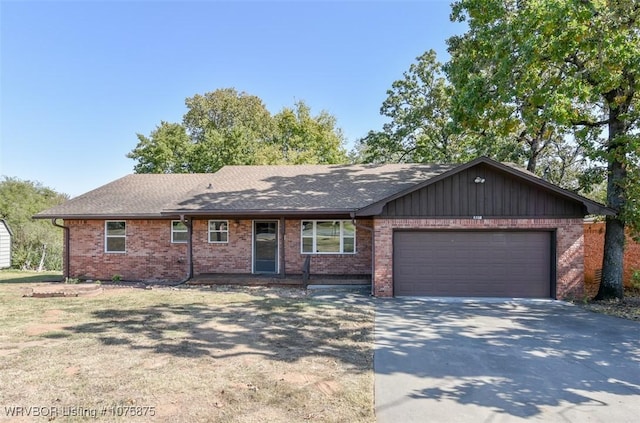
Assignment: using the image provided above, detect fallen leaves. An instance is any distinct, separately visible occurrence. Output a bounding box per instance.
[579,290,640,321]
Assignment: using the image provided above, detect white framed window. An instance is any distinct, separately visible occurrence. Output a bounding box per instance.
[105,221,126,253]
[208,220,229,243]
[301,220,355,254]
[171,220,188,243]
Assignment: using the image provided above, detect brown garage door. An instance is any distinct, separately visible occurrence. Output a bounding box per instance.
[393,231,552,297]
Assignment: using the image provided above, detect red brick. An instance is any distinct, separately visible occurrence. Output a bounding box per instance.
[65,218,373,282]
[584,222,640,297]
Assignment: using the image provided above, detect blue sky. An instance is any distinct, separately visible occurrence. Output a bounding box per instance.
[1,0,465,197]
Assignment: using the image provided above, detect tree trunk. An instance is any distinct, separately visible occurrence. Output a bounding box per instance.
[596,98,627,300]
[598,216,625,299]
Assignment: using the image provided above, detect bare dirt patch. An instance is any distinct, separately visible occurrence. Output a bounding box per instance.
[0,283,374,422]
[24,323,66,336]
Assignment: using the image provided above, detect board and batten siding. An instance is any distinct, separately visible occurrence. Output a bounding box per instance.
[380,163,585,218]
[0,220,12,268]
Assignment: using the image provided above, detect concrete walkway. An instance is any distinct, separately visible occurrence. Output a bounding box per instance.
[375,298,640,422]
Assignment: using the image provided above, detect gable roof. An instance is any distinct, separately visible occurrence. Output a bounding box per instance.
[34,157,614,219]
[355,157,615,216]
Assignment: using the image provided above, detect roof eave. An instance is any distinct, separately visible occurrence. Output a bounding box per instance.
[32,213,168,220]
[483,159,616,216]
[160,209,357,217]
[0,219,13,236]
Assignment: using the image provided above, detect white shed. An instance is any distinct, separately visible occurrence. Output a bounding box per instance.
[0,219,13,269]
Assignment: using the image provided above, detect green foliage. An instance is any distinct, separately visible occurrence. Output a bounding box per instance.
[128,88,348,173]
[0,177,68,270]
[445,2,599,187]
[272,101,347,164]
[112,274,121,282]
[127,121,192,174]
[358,50,473,164]
[631,270,640,290]
[448,0,640,299]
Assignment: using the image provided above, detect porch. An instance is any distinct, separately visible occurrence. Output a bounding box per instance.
[187,273,371,289]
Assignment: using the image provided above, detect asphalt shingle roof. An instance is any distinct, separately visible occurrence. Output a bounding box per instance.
[35,164,456,218]
[35,174,215,218]
[164,164,456,213]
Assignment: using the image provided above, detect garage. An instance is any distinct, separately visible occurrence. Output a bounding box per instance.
[393,231,552,298]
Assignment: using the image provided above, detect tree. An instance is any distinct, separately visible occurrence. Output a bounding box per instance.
[127,121,192,173]
[0,177,68,270]
[449,0,640,299]
[358,50,472,164]
[272,101,348,164]
[444,4,598,186]
[128,88,348,173]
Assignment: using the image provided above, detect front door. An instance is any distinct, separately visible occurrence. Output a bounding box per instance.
[253,221,278,273]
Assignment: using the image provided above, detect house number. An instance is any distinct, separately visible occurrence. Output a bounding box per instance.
[473,215,483,220]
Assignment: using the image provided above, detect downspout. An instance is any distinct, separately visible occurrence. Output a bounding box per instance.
[280,216,286,279]
[174,215,193,286]
[51,219,70,280]
[351,212,375,296]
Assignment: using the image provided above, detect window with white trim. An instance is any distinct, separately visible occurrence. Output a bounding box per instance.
[208,220,228,243]
[301,220,355,254]
[171,221,188,243]
[105,221,126,253]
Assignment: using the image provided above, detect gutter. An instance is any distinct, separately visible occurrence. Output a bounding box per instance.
[174,215,193,286]
[351,212,375,297]
[51,219,70,280]
[160,209,356,218]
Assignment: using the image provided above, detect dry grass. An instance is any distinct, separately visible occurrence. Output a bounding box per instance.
[0,282,374,422]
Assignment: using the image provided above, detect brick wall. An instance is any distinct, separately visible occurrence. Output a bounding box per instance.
[66,218,373,281]
[373,218,585,299]
[66,219,187,281]
[192,219,252,274]
[584,222,640,296]
[283,219,372,276]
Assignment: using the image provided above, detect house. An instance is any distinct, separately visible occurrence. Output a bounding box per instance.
[34,157,613,298]
[0,219,13,269]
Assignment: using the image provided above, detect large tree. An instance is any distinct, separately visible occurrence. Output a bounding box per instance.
[128,88,348,173]
[449,0,640,299]
[128,121,192,174]
[357,48,588,189]
[0,177,68,270]
[272,101,347,164]
[358,50,472,164]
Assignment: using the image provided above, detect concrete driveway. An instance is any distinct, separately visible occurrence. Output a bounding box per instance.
[375,299,640,423]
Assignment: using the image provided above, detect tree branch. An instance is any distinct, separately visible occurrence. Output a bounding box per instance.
[572,118,610,127]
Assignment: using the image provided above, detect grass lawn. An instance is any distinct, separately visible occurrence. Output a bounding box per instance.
[0,270,63,283]
[0,281,374,422]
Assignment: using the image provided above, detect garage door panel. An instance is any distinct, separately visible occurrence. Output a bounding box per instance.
[393,231,551,297]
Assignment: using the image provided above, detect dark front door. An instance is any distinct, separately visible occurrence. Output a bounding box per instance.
[253,221,278,273]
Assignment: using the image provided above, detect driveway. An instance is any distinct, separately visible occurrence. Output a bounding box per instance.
[375,299,640,422]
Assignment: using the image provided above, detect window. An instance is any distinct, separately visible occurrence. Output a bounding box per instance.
[171,221,188,243]
[208,220,228,243]
[105,221,126,253]
[301,220,355,254]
